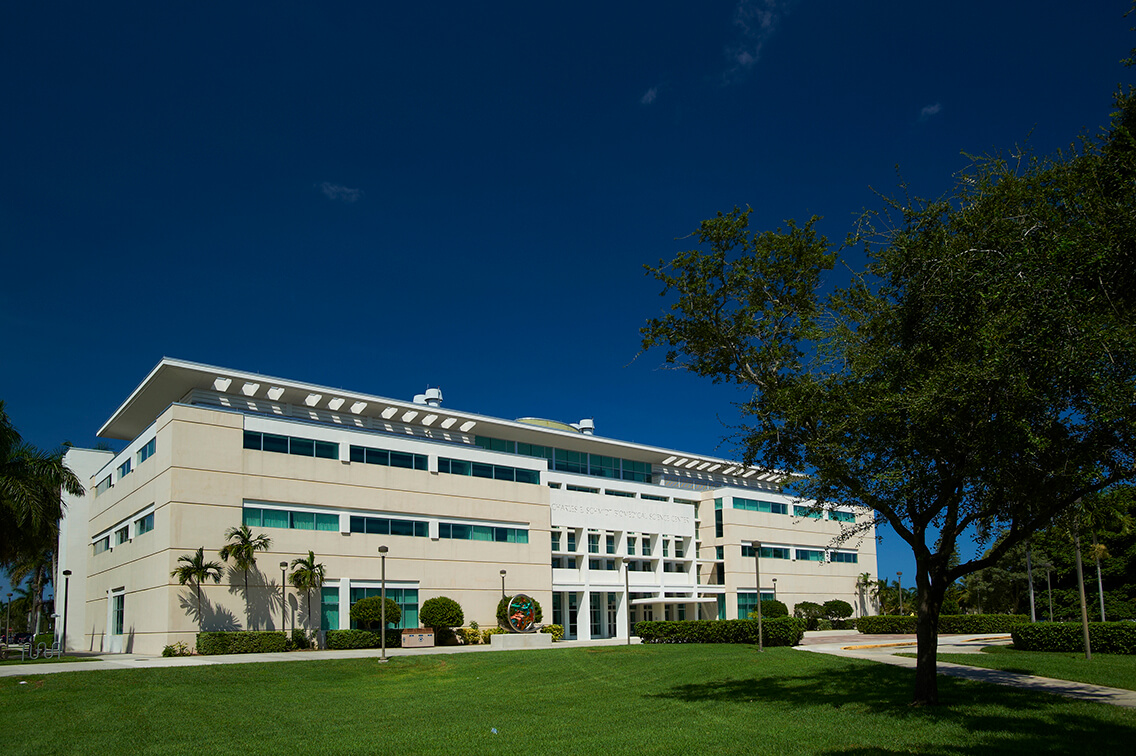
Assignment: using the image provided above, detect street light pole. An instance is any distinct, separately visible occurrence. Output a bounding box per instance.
[61,570,71,656]
[772,578,777,601]
[754,542,763,653]
[896,572,904,615]
[279,561,288,635]
[622,554,631,641]
[500,569,506,599]
[379,546,389,663]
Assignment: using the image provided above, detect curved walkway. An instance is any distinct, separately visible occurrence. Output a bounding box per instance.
[797,630,1136,709]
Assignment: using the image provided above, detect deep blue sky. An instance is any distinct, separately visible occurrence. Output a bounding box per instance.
[3,1,1134,595]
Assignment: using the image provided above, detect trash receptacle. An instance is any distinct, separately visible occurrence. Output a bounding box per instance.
[401,628,434,648]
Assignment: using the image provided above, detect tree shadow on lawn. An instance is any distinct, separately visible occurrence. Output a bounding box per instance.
[649,657,1136,754]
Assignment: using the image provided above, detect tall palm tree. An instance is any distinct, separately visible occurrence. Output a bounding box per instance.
[7,548,52,635]
[171,547,223,630]
[218,525,272,629]
[0,401,83,566]
[856,572,875,616]
[288,551,325,633]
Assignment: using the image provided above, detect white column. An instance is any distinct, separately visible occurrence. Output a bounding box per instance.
[338,581,351,630]
[578,589,592,641]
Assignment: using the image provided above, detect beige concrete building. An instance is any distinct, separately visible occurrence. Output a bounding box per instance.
[57,358,877,654]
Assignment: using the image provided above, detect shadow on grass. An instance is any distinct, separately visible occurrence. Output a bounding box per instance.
[650,656,1136,754]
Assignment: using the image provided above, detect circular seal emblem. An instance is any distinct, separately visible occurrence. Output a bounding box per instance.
[506,593,537,633]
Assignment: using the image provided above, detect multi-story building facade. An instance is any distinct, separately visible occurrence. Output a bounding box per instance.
[57,358,876,654]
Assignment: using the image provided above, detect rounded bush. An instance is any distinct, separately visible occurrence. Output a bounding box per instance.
[496,595,543,626]
[747,599,788,619]
[350,596,402,630]
[822,600,854,620]
[420,596,464,630]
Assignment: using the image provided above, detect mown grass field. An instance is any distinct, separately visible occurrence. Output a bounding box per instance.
[2,645,1134,755]
[928,645,1136,691]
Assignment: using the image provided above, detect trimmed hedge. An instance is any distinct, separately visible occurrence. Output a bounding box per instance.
[325,629,402,650]
[539,624,565,642]
[635,618,806,646]
[196,631,288,655]
[855,614,1029,635]
[1012,622,1136,654]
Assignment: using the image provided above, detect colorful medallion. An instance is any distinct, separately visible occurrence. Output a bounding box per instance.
[507,593,537,633]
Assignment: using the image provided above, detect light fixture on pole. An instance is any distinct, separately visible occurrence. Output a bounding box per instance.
[754,541,763,653]
[61,570,72,657]
[500,569,507,599]
[896,572,904,615]
[627,554,636,641]
[378,546,389,663]
[279,562,288,634]
[771,577,777,601]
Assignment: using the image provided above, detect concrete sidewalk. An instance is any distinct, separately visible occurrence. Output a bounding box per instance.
[0,635,639,678]
[797,631,1136,709]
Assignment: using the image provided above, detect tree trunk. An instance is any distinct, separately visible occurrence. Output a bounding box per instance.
[1091,531,1105,622]
[1073,529,1092,660]
[912,570,946,706]
[1025,541,1037,623]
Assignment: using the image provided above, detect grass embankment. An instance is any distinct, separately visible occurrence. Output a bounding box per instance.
[3,645,1135,755]
[929,645,1136,691]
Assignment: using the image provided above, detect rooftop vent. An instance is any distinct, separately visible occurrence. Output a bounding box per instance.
[413,387,443,407]
[576,418,595,435]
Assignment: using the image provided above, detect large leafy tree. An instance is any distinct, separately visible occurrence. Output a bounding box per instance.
[171,547,224,630]
[218,525,272,629]
[0,401,83,566]
[642,95,1136,705]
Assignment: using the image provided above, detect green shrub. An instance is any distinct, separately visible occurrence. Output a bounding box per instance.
[635,618,806,646]
[539,624,564,641]
[482,626,508,643]
[196,631,288,655]
[497,595,543,627]
[161,641,192,657]
[855,614,1028,635]
[1012,622,1136,654]
[747,599,788,619]
[325,629,401,650]
[817,619,833,631]
[287,628,312,650]
[793,601,824,630]
[350,596,401,630]
[456,628,482,645]
[822,600,853,621]
[420,597,464,630]
[33,633,54,648]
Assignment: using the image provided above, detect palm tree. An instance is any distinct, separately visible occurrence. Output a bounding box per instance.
[171,548,224,630]
[218,525,272,629]
[0,401,83,566]
[7,548,52,635]
[855,572,874,616]
[288,551,325,633]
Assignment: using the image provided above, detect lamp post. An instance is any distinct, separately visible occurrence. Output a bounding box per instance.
[896,572,904,615]
[772,577,777,601]
[61,570,71,656]
[500,569,506,599]
[378,546,389,663]
[754,542,763,653]
[622,554,631,641]
[279,561,288,635]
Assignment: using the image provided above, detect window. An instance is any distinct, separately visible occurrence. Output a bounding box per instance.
[438,457,539,484]
[551,531,561,551]
[551,556,577,569]
[137,437,156,464]
[355,445,429,470]
[796,548,825,562]
[475,436,516,454]
[640,538,651,557]
[737,591,777,619]
[554,449,588,474]
[606,534,616,554]
[662,540,669,557]
[245,506,340,533]
[588,533,599,554]
[245,431,337,459]
[350,587,418,630]
[674,541,684,558]
[714,498,723,538]
[831,551,858,564]
[117,459,132,479]
[348,515,428,538]
[604,489,635,498]
[321,587,339,631]
[112,593,125,636]
[627,537,636,556]
[743,544,790,559]
[733,497,787,515]
[830,510,856,523]
[115,527,129,546]
[135,512,154,536]
[567,531,576,552]
[93,536,110,555]
[640,493,669,502]
[95,476,112,496]
[438,522,528,544]
[565,484,598,494]
[794,505,823,520]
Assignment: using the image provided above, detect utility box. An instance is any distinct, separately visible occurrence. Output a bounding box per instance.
[401,629,434,648]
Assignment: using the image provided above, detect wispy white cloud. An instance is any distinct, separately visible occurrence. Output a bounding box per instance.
[723,0,791,82]
[640,87,658,105]
[919,102,943,121]
[317,182,362,202]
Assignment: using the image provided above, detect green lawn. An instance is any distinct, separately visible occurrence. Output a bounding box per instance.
[928,645,1136,691]
[2,645,1134,755]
